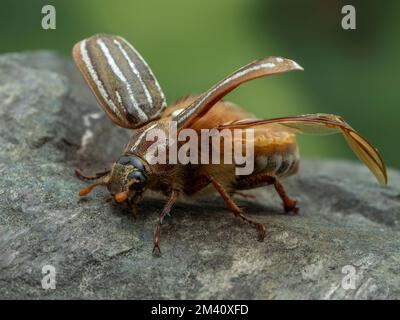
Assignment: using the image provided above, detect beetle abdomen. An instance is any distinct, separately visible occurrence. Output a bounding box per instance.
[233,145,299,190]
[255,147,299,178]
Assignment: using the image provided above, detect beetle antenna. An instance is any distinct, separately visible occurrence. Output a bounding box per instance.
[79,181,105,196]
[79,176,110,196]
[114,191,129,203]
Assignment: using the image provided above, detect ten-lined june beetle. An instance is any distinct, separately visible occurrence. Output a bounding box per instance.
[73,34,387,255]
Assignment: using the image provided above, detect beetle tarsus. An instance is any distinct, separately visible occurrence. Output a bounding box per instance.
[209,176,266,241]
[152,245,161,256]
[272,178,299,214]
[152,224,162,256]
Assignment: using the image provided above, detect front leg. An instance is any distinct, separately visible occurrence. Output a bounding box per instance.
[152,189,180,256]
[128,192,143,218]
[75,168,110,181]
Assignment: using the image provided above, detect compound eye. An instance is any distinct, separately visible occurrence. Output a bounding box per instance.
[116,155,132,165]
[129,156,144,171]
[116,155,144,171]
[128,170,147,190]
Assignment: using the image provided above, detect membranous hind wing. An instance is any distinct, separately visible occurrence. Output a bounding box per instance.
[173,57,303,130]
[73,34,166,129]
[218,114,388,185]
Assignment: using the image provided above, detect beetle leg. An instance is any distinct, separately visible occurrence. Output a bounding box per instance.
[236,173,298,214]
[128,193,143,218]
[75,168,110,181]
[208,176,266,241]
[272,177,299,214]
[152,189,180,256]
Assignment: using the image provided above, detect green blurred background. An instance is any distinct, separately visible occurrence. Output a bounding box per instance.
[1,0,399,168]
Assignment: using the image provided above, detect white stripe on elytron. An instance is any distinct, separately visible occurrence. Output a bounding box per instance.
[130,123,158,151]
[97,39,148,122]
[118,37,167,111]
[80,40,125,123]
[113,39,154,108]
[176,62,277,124]
[115,90,123,105]
[171,108,184,117]
[176,59,303,125]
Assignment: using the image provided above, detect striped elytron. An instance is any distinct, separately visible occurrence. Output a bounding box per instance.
[73,34,387,255]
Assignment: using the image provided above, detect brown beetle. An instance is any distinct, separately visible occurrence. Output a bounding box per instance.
[73,34,387,255]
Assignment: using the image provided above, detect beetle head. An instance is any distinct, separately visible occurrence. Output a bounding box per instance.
[107,154,148,202]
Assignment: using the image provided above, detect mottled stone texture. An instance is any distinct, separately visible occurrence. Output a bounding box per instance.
[0,52,399,299]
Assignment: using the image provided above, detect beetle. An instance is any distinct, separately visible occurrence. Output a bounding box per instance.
[72,34,387,255]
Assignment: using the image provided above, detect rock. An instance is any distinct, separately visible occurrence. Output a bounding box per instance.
[0,51,399,299]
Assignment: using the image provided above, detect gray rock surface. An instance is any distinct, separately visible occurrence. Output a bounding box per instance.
[0,51,399,299]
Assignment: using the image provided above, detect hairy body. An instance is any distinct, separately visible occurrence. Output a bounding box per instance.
[73,34,386,255]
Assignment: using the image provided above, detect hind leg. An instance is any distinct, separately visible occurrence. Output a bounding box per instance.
[208,176,266,241]
[272,177,298,213]
[235,173,299,213]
